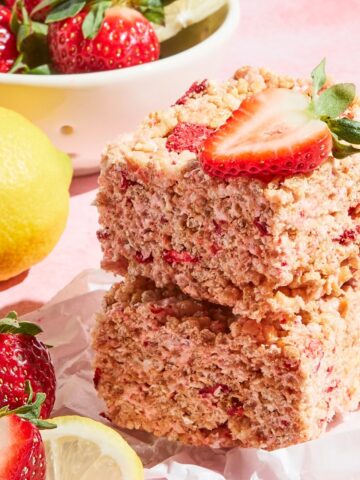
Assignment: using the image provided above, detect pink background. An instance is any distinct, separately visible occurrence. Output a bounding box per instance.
[1,0,360,314]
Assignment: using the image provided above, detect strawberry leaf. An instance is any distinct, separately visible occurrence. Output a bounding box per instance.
[46,0,85,23]
[311,58,326,99]
[0,382,56,429]
[134,0,165,25]
[82,1,111,39]
[27,64,52,74]
[0,318,21,333]
[325,117,360,145]
[31,0,62,17]
[10,7,20,34]
[8,54,28,73]
[0,316,43,335]
[314,83,356,118]
[331,134,360,159]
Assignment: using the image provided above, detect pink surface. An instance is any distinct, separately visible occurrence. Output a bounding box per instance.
[1,0,360,314]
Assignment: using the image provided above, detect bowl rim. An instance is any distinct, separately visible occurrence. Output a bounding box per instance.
[0,0,240,88]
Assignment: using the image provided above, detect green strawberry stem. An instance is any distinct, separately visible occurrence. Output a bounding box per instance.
[0,381,56,429]
[309,58,360,158]
[0,311,43,335]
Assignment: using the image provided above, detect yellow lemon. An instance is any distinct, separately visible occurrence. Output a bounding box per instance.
[0,107,72,281]
[41,415,144,479]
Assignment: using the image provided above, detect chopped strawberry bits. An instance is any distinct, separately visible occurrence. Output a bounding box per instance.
[348,204,360,219]
[96,228,111,241]
[253,217,269,236]
[163,249,199,264]
[166,122,214,155]
[175,79,209,106]
[333,226,360,245]
[199,384,230,397]
[93,368,102,388]
[227,397,244,417]
[149,305,172,316]
[135,251,153,264]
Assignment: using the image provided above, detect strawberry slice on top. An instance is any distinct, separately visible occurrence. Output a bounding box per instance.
[201,88,332,179]
[200,59,360,180]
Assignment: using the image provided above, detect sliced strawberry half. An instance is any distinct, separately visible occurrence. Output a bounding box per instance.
[200,88,333,180]
[0,415,46,479]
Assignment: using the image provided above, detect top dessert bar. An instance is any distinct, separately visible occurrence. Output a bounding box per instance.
[97,67,360,319]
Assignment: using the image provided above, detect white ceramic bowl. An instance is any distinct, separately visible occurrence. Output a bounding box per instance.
[0,0,240,175]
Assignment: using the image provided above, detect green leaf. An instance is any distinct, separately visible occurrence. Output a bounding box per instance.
[8,54,28,73]
[0,317,42,335]
[18,321,43,335]
[18,27,50,69]
[311,58,326,99]
[46,0,85,23]
[314,83,356,118]
[325,117,360,145]
[0,406,10,415]
[31,21,49,35]
[0,318,21,333]
[134,0,165,25]
[6,311,18,320]
[0,382,56,430]
[82,1,111,39]
[31,0,63,17]
[17,23,32,50]
[25,380,34,404]
[27,64,52,74]
[10,8,20,34]
[331,134,360,159]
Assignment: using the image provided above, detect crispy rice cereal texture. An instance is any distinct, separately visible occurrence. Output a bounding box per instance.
[96,67,360,319]
[93,276,360,450]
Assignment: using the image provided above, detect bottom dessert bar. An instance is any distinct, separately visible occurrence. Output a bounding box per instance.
[93,277,360,450]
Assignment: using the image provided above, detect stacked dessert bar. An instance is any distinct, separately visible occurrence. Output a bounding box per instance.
[93,67,360,450]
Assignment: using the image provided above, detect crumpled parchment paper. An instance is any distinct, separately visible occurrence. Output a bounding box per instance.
[24,269,360,480]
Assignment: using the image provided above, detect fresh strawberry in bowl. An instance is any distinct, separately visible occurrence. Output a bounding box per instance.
[200,59,360,181]
[0,5,17,73]
[0,311,56,418]
[47,6,160,74]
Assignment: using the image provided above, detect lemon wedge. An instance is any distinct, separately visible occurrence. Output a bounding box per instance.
[41,416,144,480]
[154,0,227,42]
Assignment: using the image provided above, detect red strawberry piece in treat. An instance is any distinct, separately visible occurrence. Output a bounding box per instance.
[0,6,17,73]
[200,59,360,180]
[0,383,56,480]
[48,6,160,74]
[163,249,198,264]
[175,79,209,106]
[200,88,332,180]
[166,122,214,154]
[0,312,56,418]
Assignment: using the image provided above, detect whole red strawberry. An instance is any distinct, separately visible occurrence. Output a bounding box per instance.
[0,383,56,480]
[0,5,17,73]
[48,6,160,74]
[0,312,56,418]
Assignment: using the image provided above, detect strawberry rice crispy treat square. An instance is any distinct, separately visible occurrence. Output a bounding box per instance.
[93,276,360,450]
[96,67,360,319]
